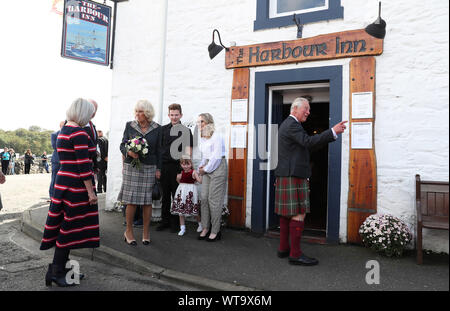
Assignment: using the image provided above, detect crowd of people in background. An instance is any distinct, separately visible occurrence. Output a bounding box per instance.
[1,147,16,175]
[0,131,108,180]
[0,147,55,175]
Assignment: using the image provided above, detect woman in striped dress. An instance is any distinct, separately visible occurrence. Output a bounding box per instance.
[40,98,99,287]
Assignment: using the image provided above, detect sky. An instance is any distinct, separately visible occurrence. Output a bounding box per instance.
[0,0,112,133]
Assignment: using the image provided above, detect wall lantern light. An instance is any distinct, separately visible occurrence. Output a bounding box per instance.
[208,29,229,59]
[365,2,387,39]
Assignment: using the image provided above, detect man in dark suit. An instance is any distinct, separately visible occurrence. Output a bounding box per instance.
[96,130,108,193]
[85,99,99,176]
[85,99,98,144]
[49,121,65,199]
[275,97,347,266]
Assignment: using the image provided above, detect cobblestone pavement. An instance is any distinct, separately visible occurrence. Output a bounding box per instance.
[0,174,196,291]
[0,218,197,291]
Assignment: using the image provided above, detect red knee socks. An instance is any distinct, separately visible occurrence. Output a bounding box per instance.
[278,216,290,252]
[289,219,304,258]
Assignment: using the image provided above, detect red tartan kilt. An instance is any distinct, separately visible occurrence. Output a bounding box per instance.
[274,177,310,216]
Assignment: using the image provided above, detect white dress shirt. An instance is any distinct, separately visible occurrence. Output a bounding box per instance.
[199,132,226,173]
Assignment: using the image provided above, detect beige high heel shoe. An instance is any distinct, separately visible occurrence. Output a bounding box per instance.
[123,232,137,246]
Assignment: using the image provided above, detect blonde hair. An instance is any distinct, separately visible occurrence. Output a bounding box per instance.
[135,100,155,122]
[66,98,95,127]
[198,113,215,137]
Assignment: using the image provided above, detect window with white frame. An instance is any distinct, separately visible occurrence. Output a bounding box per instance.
[269,0,329,18]
[254,0,343,31]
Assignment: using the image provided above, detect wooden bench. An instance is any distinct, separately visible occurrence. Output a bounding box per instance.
[415,174,449,264]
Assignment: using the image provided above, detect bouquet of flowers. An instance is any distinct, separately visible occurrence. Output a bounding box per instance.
[359,214,412,257]
[124,136,149,169]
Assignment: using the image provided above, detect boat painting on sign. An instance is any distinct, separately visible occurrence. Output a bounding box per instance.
[64,17,107,64]
[61,0,111,66]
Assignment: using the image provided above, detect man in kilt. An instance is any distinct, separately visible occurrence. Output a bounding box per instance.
[275,97,347,266]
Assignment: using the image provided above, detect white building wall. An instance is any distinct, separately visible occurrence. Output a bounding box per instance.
[107,0,449,252]
[106,0,167,216]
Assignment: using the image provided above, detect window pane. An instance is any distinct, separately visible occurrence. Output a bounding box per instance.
[277,0,326,14]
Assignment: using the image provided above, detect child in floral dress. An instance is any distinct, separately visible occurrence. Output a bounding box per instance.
[171,158,202,236]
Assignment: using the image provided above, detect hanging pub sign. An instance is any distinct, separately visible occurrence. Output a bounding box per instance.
[61,0,112,66]
[225,29,383,69]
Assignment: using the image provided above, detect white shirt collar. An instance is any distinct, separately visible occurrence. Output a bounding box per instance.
[289,114,299,123]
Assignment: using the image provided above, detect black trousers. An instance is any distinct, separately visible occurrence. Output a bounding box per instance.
[160,162,180,227]
[97,167,107,193]
[53,247,70,267]
[25,163,31,174]
[1,160,9,175]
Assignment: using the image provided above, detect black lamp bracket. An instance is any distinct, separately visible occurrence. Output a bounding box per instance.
[375,1,382,24]
[212,29,229,50]
[293,13,303,38]
[364,1,386,39]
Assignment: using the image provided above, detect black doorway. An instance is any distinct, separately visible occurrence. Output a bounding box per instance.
[253,66,343,243]
[268,90,330,239]
[301,102,329,235]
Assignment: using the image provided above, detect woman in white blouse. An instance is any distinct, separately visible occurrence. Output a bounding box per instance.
[197,113,227,242]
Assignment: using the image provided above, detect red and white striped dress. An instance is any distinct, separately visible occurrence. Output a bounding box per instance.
[40,125,100,250]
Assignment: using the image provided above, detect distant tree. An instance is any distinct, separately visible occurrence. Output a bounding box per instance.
[28,125,42,132]
[0,126,52,156]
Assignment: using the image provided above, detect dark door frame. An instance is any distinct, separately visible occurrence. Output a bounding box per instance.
[251,65,343,244]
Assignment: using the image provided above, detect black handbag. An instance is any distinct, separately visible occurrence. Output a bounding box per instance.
[152,181,162,201]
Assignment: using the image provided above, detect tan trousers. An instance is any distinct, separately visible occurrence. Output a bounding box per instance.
[200,158,227,234]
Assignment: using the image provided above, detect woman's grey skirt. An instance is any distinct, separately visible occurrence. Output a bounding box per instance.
[117,163,156,205]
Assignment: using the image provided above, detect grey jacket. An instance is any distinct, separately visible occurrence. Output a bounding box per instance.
[274,116,335,178]
[120,120,162,169]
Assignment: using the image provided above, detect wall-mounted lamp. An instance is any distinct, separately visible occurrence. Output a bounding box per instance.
[292,13,303,38]
[208,29,229,59]
[365,2,386,39]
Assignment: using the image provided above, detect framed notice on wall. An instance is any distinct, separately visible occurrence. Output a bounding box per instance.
[352,92,373,119]
[61,0,112,66]
[231,99,248,122]
[351,122,373,149]
[230,125,247,148]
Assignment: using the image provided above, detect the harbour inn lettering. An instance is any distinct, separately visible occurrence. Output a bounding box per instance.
[245,37,367,64]
[66,1,109,24]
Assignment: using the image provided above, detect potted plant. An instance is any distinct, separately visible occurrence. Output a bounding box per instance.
[359,214,413,257]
